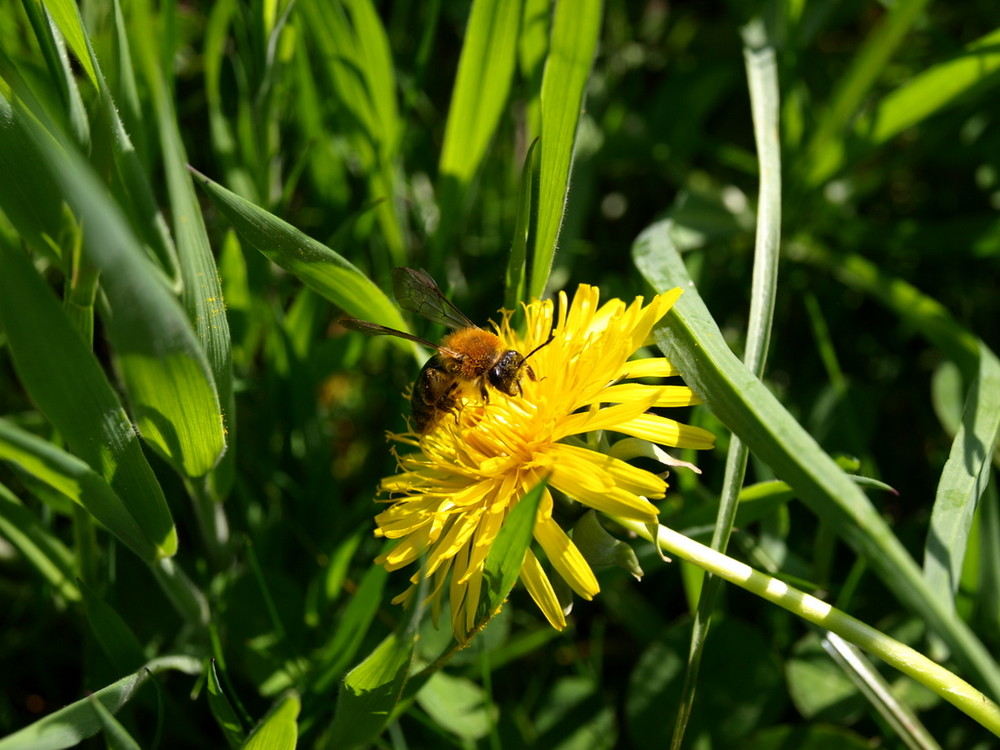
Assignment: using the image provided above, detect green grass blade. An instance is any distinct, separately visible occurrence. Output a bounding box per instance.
[674,20,784,749]
[0,670,151,750]
[0,418,158,562]
[803,0,931,186]
[504,137,539,309]
[299,1,406,264]
[860,26,1000,148]
[190,168,410,335]
[131,6,235,503]
[209,661,247,749]
[633,219,1000,699]
[324,633,415,749]
[529,0,601,299]
[436,0,521,261]
[36,0,98,89]
[0,239,171,561]
[0,483,80,602]
[242,693,300,750]
[925,349,1000,610]
[85,696,142,750]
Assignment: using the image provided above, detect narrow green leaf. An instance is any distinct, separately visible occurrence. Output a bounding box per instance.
[861,26,1000,148]
[0,483,80,602]
[530,0,602,299]
[924,348,1000,610]
[505,137,539,309]
[803,0,931,186]
[0,92,226,480]
[436,0,521,260]
[0,419,156,563]
[311,561,389,694]
[242,692,299,750]
[299,1,406,263]
[208,661,246,749]
[190,168,410,334]
[0,240,170,561]
[475,479,545,628]
[0,668,150,750]
[79,580,148,673]
[36,0,98,89]
[325,633,415,748]
[85,696,143,750]
[633,219,1000,699]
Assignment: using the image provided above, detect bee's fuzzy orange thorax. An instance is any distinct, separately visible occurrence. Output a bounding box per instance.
[441,328,504,378]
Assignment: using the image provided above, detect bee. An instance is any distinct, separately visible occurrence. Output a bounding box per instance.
[341,268,553,433]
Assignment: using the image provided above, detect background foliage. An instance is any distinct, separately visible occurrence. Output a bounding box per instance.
[1,0,999,748]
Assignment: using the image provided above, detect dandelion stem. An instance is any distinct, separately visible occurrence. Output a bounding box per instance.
[614,517,1000,737]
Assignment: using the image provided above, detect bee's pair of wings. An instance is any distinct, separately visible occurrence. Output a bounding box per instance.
[341,268,477,355]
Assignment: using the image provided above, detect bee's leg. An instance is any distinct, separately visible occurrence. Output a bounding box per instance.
[525,364,537,382]
[480,382,490,401]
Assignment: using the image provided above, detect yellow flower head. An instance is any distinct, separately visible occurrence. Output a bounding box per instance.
[375,284,715,642]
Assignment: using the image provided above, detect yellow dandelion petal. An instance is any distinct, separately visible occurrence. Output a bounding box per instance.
[535,515,600,600]
[616,413,717,450]
[621,357,680,379]
[550,443,667,498]
[520,549,566,630]
[582,382,702,408]
[372,281,714,643]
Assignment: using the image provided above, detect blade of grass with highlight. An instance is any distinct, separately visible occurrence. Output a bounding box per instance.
[435,0,521,264]
[0,484,80,603]
[0,418,158,563]
[243,693,299,750]
[529,0,601,299]
[505,137,539,309]
[858,26,1000,149]
[130,1,236,521]
[2,94,227,480]
[190,168,410,337]
[0,238,172,561]
[673,20,783,749]
[634,220,1000,699]
[802,0,930,187]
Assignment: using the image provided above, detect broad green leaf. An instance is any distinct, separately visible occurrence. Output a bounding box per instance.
[324,632,415,748]
[0,92,226,480]
[0,483,80,602]
[0,418,158,562]
[530,0,602,299]
[208,661,246,749]
[415,672,496,740]
[242,692,299,750]
[633,219,1000,699]
[860,26,1000,148]
[436,0,521,261]
[191,169,410,335]
[0,239,171,560]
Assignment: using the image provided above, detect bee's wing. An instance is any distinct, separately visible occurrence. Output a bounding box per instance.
[340,318,462,358]
[392,267,477,330]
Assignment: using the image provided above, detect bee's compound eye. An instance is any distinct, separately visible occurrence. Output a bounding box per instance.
[488,350,524,396]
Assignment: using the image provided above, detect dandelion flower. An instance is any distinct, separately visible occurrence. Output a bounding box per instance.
[375,284,715,642]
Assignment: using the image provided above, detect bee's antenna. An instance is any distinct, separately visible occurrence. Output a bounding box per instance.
[519,332,556,367]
